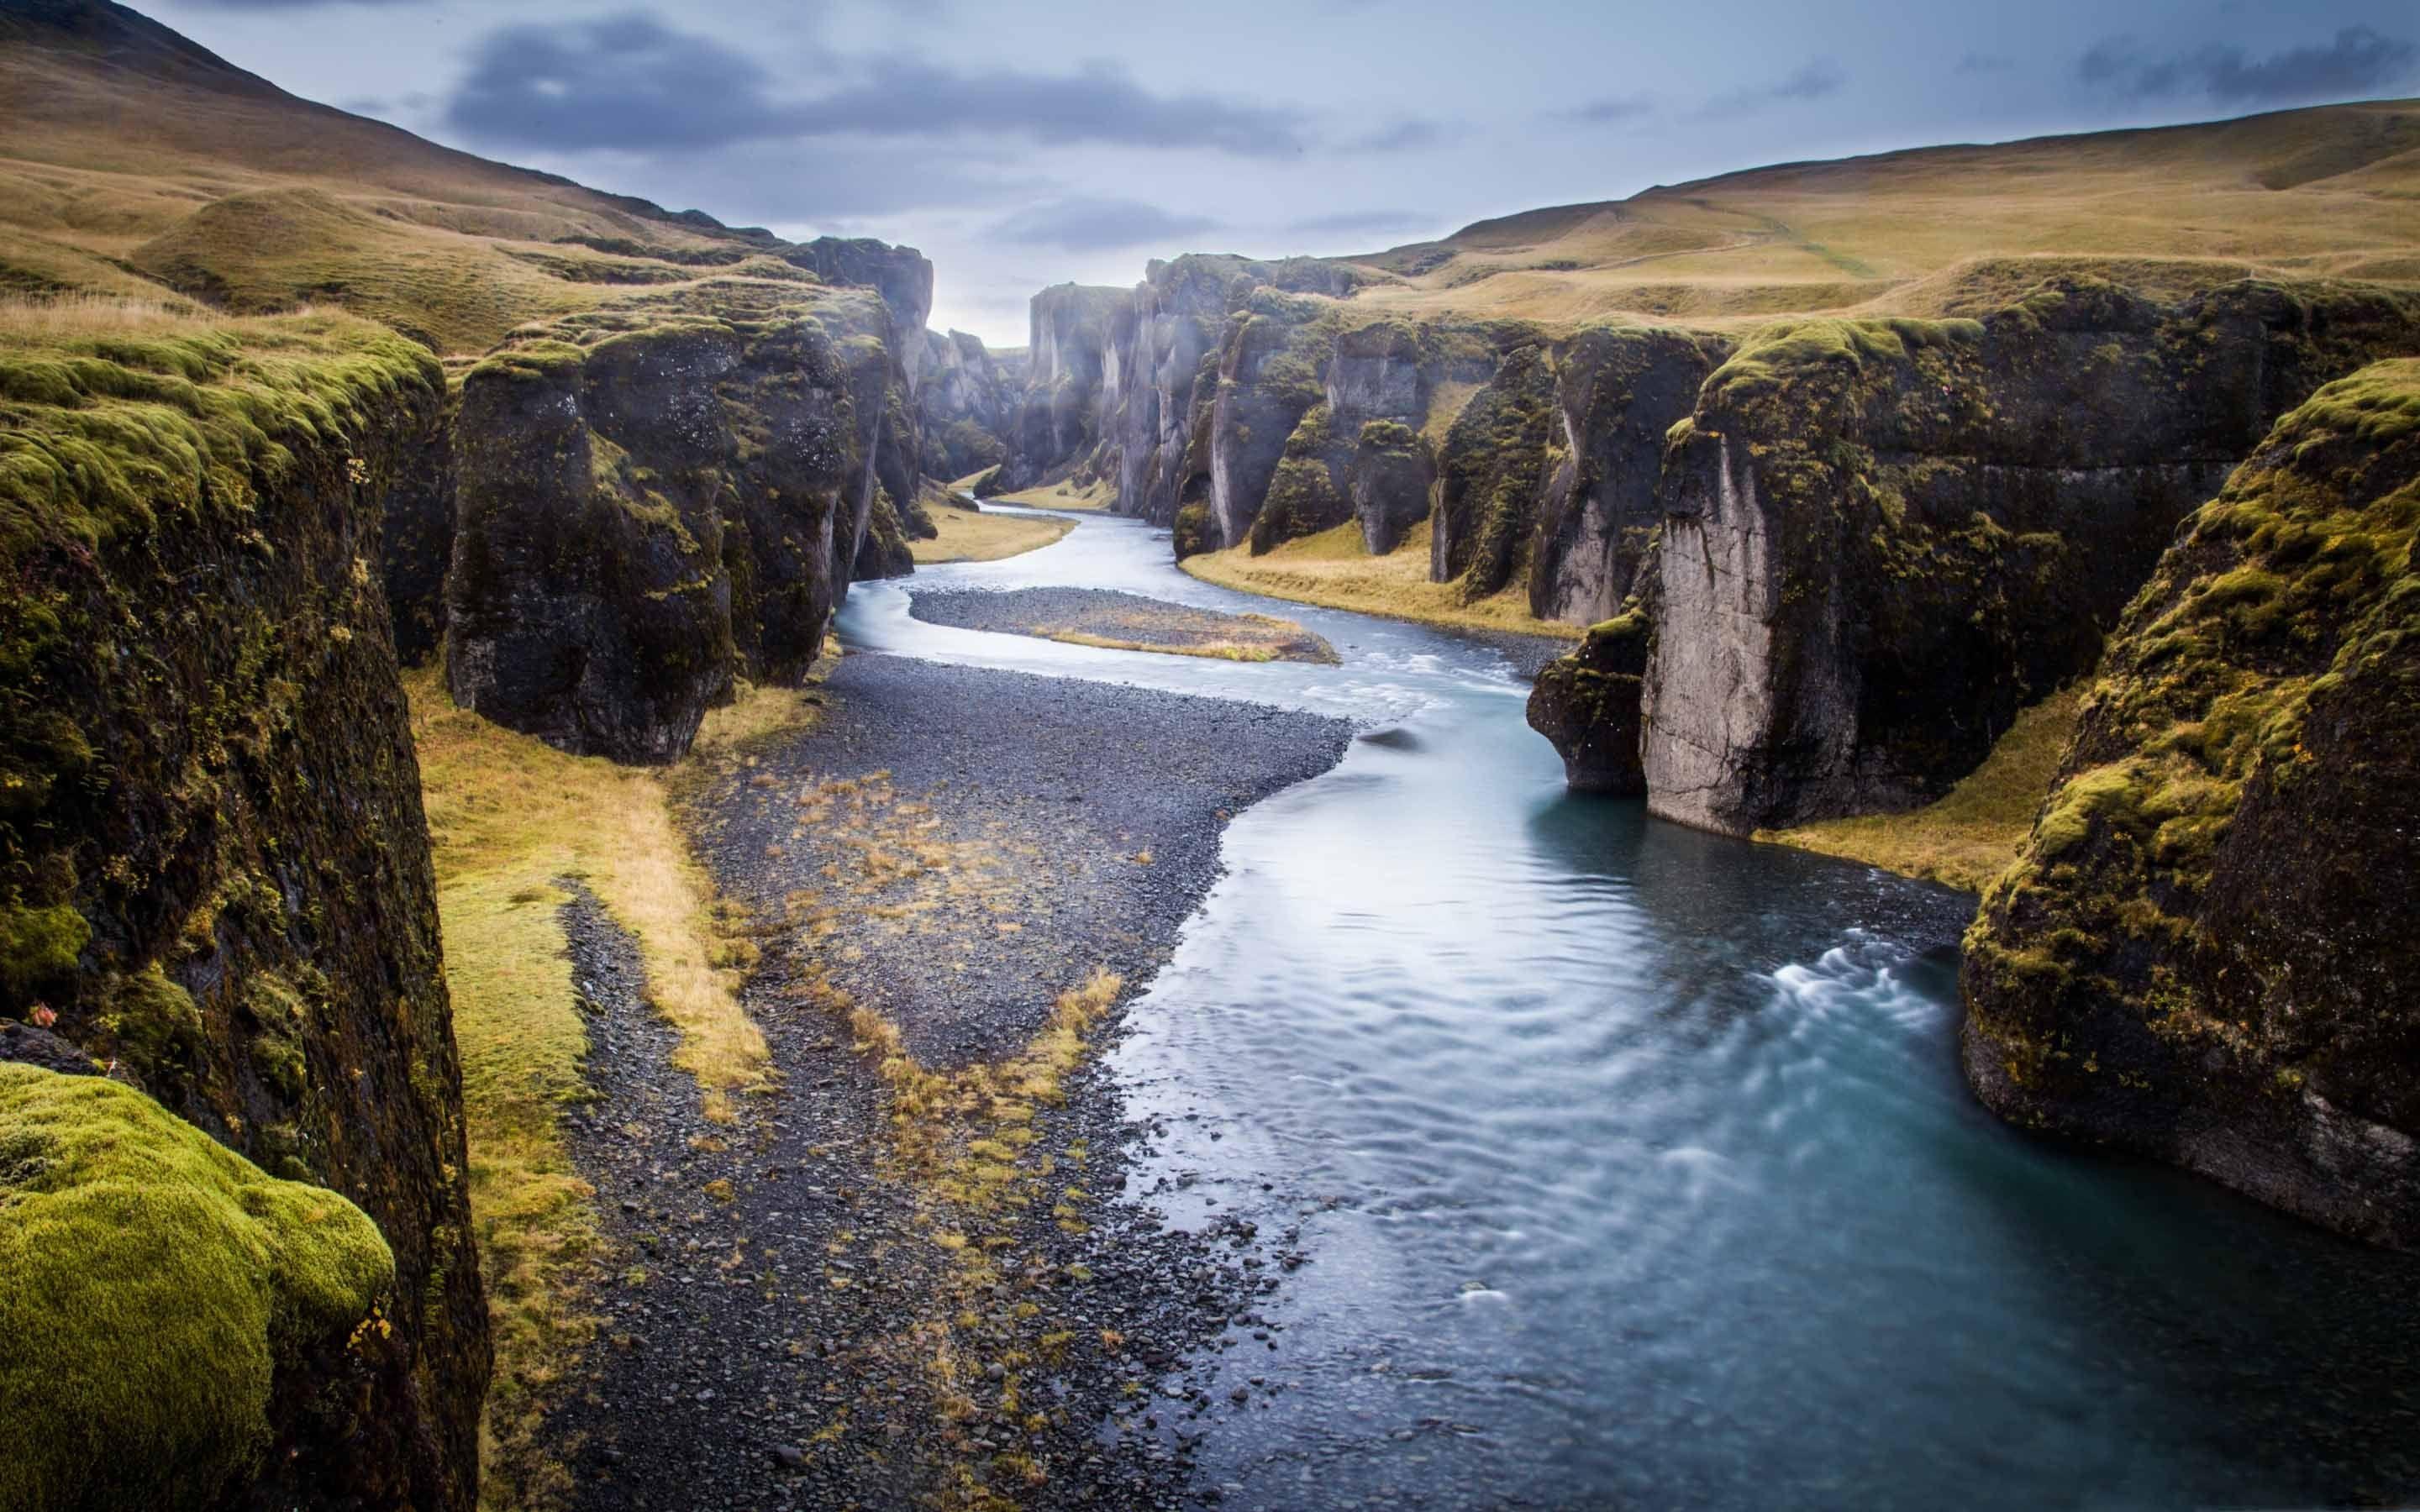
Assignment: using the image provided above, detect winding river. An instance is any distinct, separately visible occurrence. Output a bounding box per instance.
[840,508,2420,1511]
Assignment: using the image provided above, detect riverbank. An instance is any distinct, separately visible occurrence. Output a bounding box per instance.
[996,477,1118,512]
[909,587,1338,665]
[913,498,1077,564]
[1755,686,2082,892]
[1180,519,1581,651]
[536,652,1349,1509]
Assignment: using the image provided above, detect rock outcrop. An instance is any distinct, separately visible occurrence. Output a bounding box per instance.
[918,328,1028,482]
[1526,612,1652,793]
[446,281,908,763]
[1962,358,2420,1248]
[0,313,487,1509]
[1638,279,2420,836]
[381,395,455,665]
[996,282,1128,490]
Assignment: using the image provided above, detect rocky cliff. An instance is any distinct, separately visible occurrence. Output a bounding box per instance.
[918,328,1028,482]
[1638,278,2420,836]
[0,313,487,1508]
[446,280,911,763]
[1961,359,2420,1247]
[1518,277,2420,835]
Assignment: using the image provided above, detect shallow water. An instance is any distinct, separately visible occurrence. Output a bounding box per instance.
[839,509,2420,1511]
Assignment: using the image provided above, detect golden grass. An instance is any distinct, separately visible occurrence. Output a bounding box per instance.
[408,669,812,1505]
[996,476,1117,512]
[1758,685,2085,891]
[0,21,789,354]
[1034,630,1279,662]
[1181,518,1580,639]
[912,502,1076,564]
[0,290,225,339]
[1336,100,2420,328]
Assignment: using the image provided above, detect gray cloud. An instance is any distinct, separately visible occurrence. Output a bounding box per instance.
[2079,25,2417,105]
[1955,52,2017,75]
[986,197,1221,251]
[1703,57,1846,113]
[1346,119,1446,152]
[445,13,1307,157]
[1286,208,1435,235]
[1563,92,1655,124]
[177,0,429,7]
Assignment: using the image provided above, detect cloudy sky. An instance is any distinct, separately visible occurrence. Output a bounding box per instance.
[139,0,2420,346]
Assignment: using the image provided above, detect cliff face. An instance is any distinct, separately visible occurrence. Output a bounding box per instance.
[1962,360,2420,1247]
[997,283,1129,490]
[0,315,487,1509]
[1638,279,2420,836]
[918,328,1027,481]
[447,281,904,763]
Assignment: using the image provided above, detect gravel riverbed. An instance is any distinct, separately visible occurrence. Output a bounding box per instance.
[544,651,1350,1510]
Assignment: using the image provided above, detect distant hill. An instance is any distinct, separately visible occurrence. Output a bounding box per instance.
[1331,100,2420,328]
[0,0,813,351]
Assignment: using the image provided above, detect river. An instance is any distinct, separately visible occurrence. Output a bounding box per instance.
[838,507,2420,1511]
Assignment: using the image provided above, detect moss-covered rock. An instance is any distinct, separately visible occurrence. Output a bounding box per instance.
[1433,341,1560,601]
[1526,611,1652,793]
[1961,359,2420,1247]
[0,1063,395,1511]
[1350,418,1433,554]
[1528,327,1728,622]
[1639,277,2420,834]
[0,311,486,1508]
[1171,501,1213,561]
[447,280,907,761]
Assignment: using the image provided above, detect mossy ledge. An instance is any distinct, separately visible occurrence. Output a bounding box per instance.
[0,1063,395,1512]
[0,308,487,1508]
[1962,358,2420,1248]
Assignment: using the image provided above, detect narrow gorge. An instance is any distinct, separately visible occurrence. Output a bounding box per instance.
[4,3,2420,1509]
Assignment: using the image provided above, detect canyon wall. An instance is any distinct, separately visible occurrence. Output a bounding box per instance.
[1639,278,2420,835]
[919,328,1028,482]
[0,316,487,1508]
[447,281,912,763]
[1962,359,2420,1248]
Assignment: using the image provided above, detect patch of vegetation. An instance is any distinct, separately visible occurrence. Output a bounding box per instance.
[408,668,805,1505]
[1183,518,1580,640]
[913,502,1076,565]
[1760,685,2084,890]
[0,1063,393,1511]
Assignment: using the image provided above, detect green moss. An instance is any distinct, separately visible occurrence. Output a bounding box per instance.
[0,1063,395,1511]
[0,901,88,998]
[98,961,205,1084]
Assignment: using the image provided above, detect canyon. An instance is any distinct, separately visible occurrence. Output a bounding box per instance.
[3,1,2419,1508]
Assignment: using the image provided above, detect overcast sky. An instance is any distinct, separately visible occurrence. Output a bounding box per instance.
[138,0,2420,346]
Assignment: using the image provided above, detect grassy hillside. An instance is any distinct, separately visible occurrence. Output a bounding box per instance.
[1336,101,2420,329]
[0,0,810,352]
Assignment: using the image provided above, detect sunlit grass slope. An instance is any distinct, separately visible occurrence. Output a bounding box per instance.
[0,1,802,352]
[1327,100,2420,330]
[1181,519,1579,641]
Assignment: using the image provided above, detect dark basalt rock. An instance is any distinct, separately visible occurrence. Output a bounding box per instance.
[1350,418,1433,555]
[1637,276,2420,835]
[1528,327,1728,622]
[446,281,907,762]
[1525,613,1651,794]
[1962,358,2420,1248]
[0,321,487,1509]
[381,396,456,666]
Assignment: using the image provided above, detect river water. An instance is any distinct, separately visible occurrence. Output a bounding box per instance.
[838,508,2420,1511]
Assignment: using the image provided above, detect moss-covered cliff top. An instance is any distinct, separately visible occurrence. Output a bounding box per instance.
[0,1062,395,1509]
[0,302,445,559]
[464,278,887,385]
